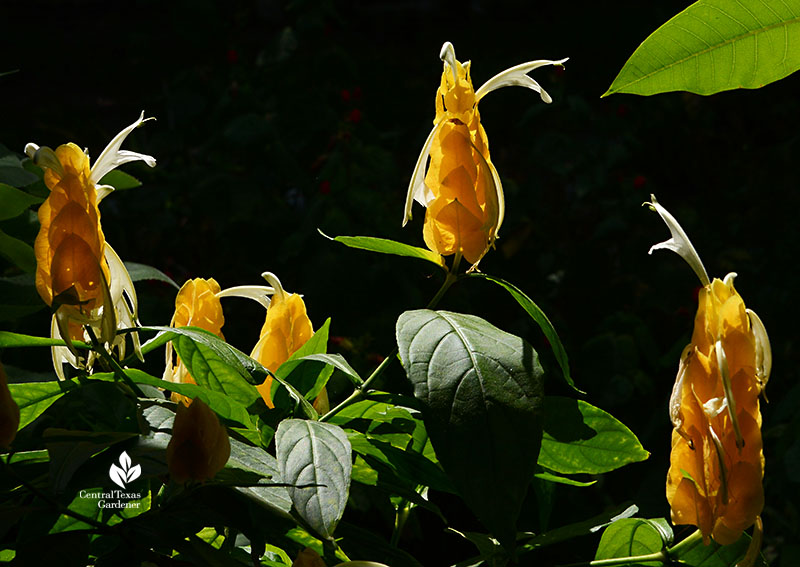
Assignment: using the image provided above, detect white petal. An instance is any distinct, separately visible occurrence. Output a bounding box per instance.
[261,271,289,300]
[51,313,79,381]
[475,58,568,103]
[439,42,458,83]
[96,184,115,204]
[646,194,710,286]
[403,124,440,226]
[747,308,771,395]
[216,285,275,309]
[471,138,505,239]
[90,111,156,184]
[669,345,693,429]
[716,341,744,449]
[105,244,142,360]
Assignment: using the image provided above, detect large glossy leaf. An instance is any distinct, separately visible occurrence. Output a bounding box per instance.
[595,518,668,565]
[322,232,445,269]
[396,309,544,549]
[276,419,352,540]
[9,379,80,430]
[539,396,649,475]
[604,0,800,96]
[139,326,261,409]
[471,274,579,392]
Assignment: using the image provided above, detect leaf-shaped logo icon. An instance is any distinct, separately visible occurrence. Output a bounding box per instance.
[109,463,127,489]
[108,451,140,488]
[126,464,142,483]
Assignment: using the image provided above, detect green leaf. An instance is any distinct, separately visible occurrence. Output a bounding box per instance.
[8,380,79,431]
[672,530,767,567]
[0,183,42,220]
[45,429,138,493]
[0,166,39,187]
[0,275,45,321]
[276,419,352,540]
[472,274,579,392]
[124,262,179,289]
[49,488,103,533]
[297,353,364,386]
[98,169,142,190]
[0,229,35,273]
[595,518,667,566]
[533,470,597,487]
[321,231,445,269]
[137,328,316,420]
[0,330,88,350]
[396,309,544,549]
[346,431,453,493]
[539,396,649,475]
[98,369,254,429]
[521,503,639,551]
[227,437,293,519]
[604,0,800,97]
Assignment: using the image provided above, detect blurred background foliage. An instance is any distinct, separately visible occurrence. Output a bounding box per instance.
[2,0,799,564]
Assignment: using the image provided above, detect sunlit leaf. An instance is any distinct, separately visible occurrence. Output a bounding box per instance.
[8,380,80,430]
[604,0,800,96]
[276,419,352,540]
[0,330,88,350]
[321,231,445,269]
[396,309,543,549]
[595,518,672,566]
[539,396,649,475]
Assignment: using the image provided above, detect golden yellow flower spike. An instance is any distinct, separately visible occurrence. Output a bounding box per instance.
[251,272,320,410]
[27,113,156,379]
[403,42,566,270]
[166,397,230,483]
[163,278,226,405]
[647,195,770,557]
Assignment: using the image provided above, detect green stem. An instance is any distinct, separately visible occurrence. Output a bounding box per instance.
[665,529,704,558]
[559,550,667,567]
[319,258,460,422]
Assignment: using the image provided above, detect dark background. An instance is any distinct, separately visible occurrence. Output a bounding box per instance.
[2,0,799,564]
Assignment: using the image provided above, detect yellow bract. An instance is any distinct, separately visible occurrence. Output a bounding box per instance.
[34,143,109,312]
[422,48,499,267]
[648,195,770,554]
[404,43,566,271]
[164,278,225,404]
[666,277,765,545]
[166,397,230,484]
[252,287,314,409]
